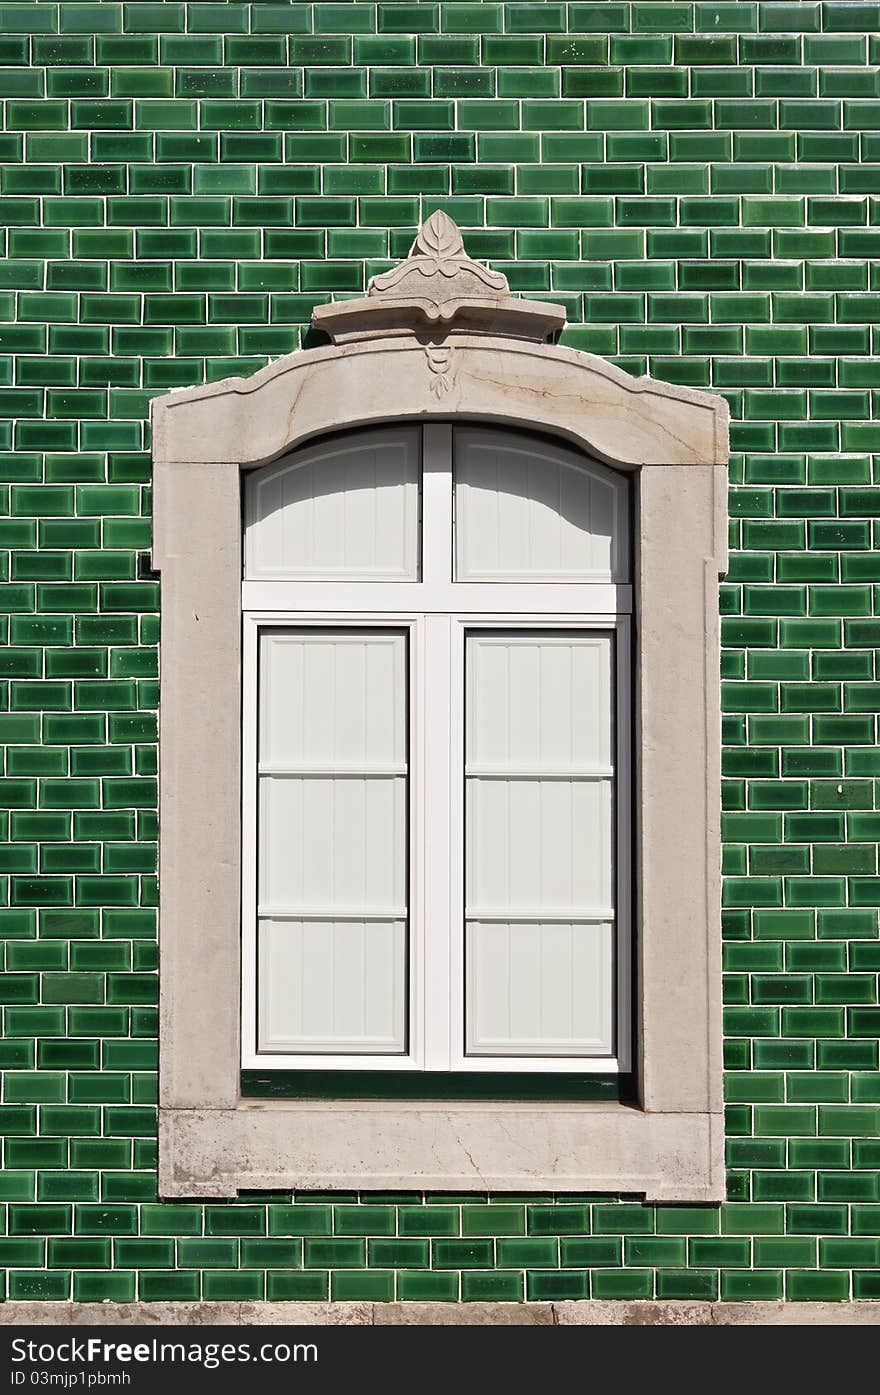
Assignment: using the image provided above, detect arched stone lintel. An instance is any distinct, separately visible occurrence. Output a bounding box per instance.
[150,335,729,473]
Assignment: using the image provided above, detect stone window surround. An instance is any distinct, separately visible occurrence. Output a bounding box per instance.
[151,218,729,1202]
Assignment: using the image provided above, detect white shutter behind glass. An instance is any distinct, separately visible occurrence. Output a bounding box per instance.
[455,426,629,582]
[465,632,614,1056]
[245,426,420,580]
[257,629,408,1053]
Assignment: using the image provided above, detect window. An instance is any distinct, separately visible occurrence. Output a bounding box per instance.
[241,424,631,1074]
[151,212,727,1199]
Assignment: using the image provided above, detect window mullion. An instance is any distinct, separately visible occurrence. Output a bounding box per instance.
[421,423,453,588]
[420,613,454,1071]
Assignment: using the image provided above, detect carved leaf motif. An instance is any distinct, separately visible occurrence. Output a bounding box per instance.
[414,210,464,261]
[426,344,453,396]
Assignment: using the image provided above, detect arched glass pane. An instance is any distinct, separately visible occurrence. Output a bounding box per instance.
[454,425,630,583]
[244,425,421,580]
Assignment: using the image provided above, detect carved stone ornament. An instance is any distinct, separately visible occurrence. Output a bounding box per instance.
[311,209,567,345]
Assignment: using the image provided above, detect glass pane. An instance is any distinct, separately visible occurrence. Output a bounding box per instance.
[455,425,629,582]
[245,425,421,580]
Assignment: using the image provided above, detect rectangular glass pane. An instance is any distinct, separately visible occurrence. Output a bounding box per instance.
[467,921,614,1056]
[260,776,406,914]
[466,778,613,915]
[465,632,615,1057]
[257,629,408,1054]
[259,919,406,1054]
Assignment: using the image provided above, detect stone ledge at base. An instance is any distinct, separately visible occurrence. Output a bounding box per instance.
[1,1301,878,1326]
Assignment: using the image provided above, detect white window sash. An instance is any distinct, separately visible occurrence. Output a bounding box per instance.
[241,423,631,1074]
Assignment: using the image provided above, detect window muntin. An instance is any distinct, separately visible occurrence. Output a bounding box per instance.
[242,424,630,1074]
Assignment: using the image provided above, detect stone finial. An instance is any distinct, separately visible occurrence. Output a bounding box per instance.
[367,209,510,304]
[311,210,566,345]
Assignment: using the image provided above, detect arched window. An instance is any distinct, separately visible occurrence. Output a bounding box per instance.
[152,213,728,1200]
[242,424,631,1072]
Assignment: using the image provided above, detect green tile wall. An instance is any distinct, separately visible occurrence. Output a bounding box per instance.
[1,0,880,1304]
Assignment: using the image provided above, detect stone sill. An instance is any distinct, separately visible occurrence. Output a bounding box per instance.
[158,1104,725,1201]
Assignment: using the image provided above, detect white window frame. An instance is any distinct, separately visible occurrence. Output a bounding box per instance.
[240,424,632,1075]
